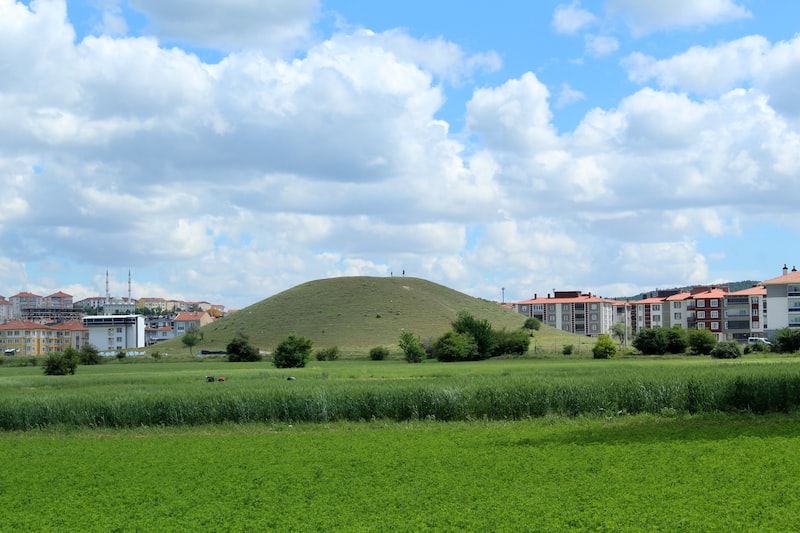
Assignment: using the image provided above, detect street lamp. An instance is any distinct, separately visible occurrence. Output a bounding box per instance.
[502,287,505,303]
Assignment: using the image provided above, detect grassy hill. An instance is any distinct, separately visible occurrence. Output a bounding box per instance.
[154,276,583,357]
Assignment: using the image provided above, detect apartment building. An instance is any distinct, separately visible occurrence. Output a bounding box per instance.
[0,319,89,356]
[761,265,800,335]
[173,311,214,336]
[722,285,767,342]
[83,315,146,350]
[513,291,617,337]
[688,287,728,339]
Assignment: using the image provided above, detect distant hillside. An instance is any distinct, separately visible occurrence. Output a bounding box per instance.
[156,276,548,356]
[621,280,761,301]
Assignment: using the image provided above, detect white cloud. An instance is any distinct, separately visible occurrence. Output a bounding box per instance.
[584,34,619,57]
[129,0,320,53]
[555,83,585,109]
[607,0,751,35]
[552,2,597,35]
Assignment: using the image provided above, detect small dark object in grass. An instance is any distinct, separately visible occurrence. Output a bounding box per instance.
[287,376,296,381]
[206,376,215,382]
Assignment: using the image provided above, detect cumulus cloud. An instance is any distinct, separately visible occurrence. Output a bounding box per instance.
[552,2,597,35]
[607,0,751,35]
[128,0,320,53]
[584,34,619,57]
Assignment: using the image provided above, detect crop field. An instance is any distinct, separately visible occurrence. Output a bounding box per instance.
[3,356,800,530]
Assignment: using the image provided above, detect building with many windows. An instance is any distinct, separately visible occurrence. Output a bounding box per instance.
[512,291,618,337]
[0,319,89,356]
[82,315,146,351]
[762,265,800,335]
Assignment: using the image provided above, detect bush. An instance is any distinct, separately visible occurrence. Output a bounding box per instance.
[492,329,530,357]
[632,328,668,355]
[78,344,101,365]
[432,331,479,362]
[315,346,341,361]
[273,334,312,368]
[711,341,742,359]
[227,336,261,362]
[398,331,425,363]
[369,346,390,361]
[592,334,617,359]
[42,350,78,376]
[688,329,717,355]
[523,317,541,331]
[562,344,574,355]
[664,327,688,354]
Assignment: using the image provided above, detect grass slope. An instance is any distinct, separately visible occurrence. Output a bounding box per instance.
[158,276,557,356]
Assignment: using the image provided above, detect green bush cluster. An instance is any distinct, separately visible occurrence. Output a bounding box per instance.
[398,331,425,363]
[42,348,79,376]
[592,334,616,359]
[369,346,390,360]
[227,336,261,362]
[632,327,688,355]
[423,311,531,363]
[711,341,742,359]
[315,346,341,361]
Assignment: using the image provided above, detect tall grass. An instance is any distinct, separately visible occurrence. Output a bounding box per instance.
[3,360,800,429]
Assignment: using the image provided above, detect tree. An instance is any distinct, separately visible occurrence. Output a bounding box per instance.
[432,331,478,362]
[632,328,667,355]
[273,334,312,368]
[398,331,425,363]
[664,327,688,354]
[492,329,530,357]
[688,329,717,355]
[775,328,800,353]
[227,336,261,362]
[43,350,78,376]
[592,334,617,359]
[610,322,628,344]
[452,311,496,360]
[181,327,201,356]
[78,344,101,365]
[522,317,541,331]
[711,340,742,359]
[315,346,341,361]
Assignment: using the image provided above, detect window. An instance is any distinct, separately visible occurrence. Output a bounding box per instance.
[562,304,571,312]
[548,304,556,312]
[590,314,598,321]
[562,314,570,323]
[548,315,555,322]
[590,303,598,310]
[697,311,705,319]
[697,300,705,307]
[674,302,682,309]
[752,308,759,316]
[674,312,682,320]
[698,323,705,329]
[711,299,719,307]
[520,305,528,312]
[710,310,719,319]
[532,304,543,312]
[711,322,720,330]
[652,304,661,311]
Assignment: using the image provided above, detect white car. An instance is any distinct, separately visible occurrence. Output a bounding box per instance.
[747,337,772,346]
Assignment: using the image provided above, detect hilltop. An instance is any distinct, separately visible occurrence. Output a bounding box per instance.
[154,276,578,356]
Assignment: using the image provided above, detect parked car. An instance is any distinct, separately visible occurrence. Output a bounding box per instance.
[747,337,772,346]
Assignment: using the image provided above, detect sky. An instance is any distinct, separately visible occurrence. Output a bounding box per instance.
[2,0,800,310]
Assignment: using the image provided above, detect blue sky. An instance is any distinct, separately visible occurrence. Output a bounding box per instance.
[2,0,799,309]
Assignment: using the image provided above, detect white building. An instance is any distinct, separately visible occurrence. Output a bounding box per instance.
[762,265,800,335]
[82,315,145,351]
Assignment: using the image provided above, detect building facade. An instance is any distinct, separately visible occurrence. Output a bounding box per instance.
[513,291,617,337]
[82,315,146,351]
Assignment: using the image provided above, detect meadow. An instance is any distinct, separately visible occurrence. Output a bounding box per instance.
[3,356,800,530]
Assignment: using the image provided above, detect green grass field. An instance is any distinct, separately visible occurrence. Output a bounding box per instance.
[2,415,800,531]
[3,356,800,530]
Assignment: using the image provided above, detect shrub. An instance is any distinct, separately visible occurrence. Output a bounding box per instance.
[688,329,717,355]
[432,331,479,362]
[592,334,617,359]
[227,336,261,362]
[42,351,78,376]
[369,346,390,360]
[315,346,341,361]
[116,351,126,360]
[523,317,541,331]
[273,334,312,368]
[562,344,574,355]
[398,331,425,363]
[78,344,101,365]
[711,341,742,359]
[492,329,530,357]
